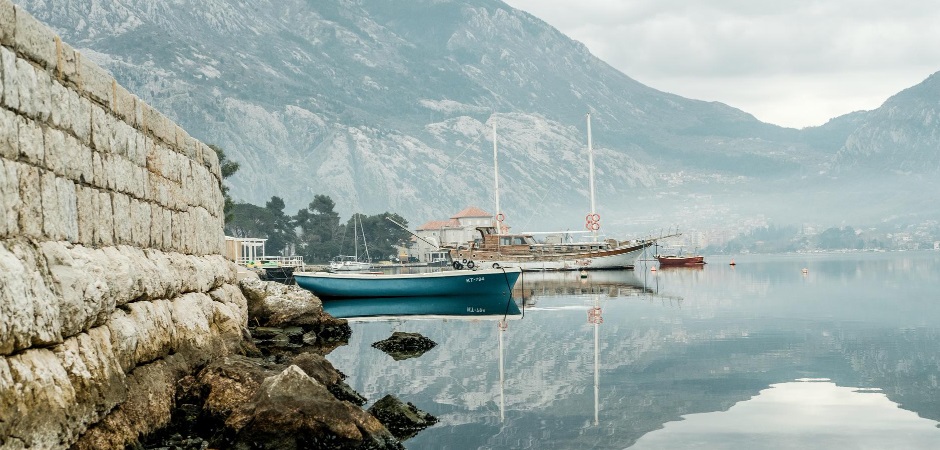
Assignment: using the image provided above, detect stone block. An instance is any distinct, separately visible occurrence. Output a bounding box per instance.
[40,170,63,240]
[91,104,112,153]
[75,185,95,245]
[133,164,149,200]
[59,177,78,242]
[145,249,182,298]
[34,64,52,122]
[133,94,144,129]
[141,103,162,141]
[49,79,71,131]
[68,88,91,144]
[170,211,184,253]
[0,159,19,237]
[129,300,176,367]
[110,155,126,194]
[38,242,106,338]
[149,205,164,250]
[13,5,58,70]
[57,39,80,85]
[0,0,13,46]
[51,327,127,438]
[0,239,63,355]
[78,52,112,107]
[129,131,149,167]
[0,106,17,159]
[130,199,151,247]
[208,283,249,326]
[111,192,132,245]
[175,126,194,158]
[15,57,37,118]
[96,190,114,246]
[111,120,130,158]
[2,348,75,447]
[72,136,94,184]
[162,208,172,251]
[170,293,214,355]
[43,125,68,177]
[113,83,135,124]
[17,115,44,165]
[201,143,220,180]
[102,155,118,193]
[0,47,19,110]
[90,151,104,189]
[17,164,43,238]
[182,134,199,164]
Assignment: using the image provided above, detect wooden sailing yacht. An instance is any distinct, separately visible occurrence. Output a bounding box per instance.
[449,114,657,271]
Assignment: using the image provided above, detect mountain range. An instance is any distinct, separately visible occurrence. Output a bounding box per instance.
[16,0,940,237]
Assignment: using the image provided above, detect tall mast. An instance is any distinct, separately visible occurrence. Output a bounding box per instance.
[493,121,501,235]
[353,214,359,259]
[587,113,597,241]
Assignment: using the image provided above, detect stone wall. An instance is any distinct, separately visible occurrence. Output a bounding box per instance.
[0,2,249,448]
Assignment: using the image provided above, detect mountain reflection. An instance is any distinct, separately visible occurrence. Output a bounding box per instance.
[631,379,940,449]
[324,252,940,449]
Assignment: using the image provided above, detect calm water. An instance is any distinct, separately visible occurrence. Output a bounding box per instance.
[325,252,940,449]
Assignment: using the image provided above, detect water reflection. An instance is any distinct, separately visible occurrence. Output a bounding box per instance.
[324,252,940,449]
[322,293,521,320]
[632,379,940,449]
[513,270,657,304]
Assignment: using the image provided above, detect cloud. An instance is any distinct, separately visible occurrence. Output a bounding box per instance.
[502,0,940,127]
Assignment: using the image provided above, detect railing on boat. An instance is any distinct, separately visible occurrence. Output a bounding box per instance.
[235,255,305,268]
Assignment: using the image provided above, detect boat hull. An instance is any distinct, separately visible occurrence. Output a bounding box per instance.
[656,255,705,267]
[453,241,652,272]
[294,267,521,299]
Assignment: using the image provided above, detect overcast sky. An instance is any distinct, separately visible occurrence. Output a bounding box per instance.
[502,0,940,129]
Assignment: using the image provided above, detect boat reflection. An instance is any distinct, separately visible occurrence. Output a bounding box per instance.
[322,293,522,321]
[513,269,656,303]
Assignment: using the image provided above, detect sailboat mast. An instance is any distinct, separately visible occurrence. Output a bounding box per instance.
[360,214,371,262]
[353,214,359,260]
[493,121,501,235]
[587,113,597,241]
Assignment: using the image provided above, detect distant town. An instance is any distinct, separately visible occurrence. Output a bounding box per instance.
[664,221,940,254]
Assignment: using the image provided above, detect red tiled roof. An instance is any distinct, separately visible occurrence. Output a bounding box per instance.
[451,206,492,219]
[416,219,461,231]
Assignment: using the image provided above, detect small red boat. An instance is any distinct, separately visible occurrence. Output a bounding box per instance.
[656,254,706,267]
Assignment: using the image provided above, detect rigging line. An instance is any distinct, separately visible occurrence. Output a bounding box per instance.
[501,267,513,320]
[440,128,486,174]
[517,186,554,231]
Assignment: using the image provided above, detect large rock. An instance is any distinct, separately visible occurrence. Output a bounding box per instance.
[291,352,366,406]
[367,394,438,441]
[239,279,351,353]
[227,365,403,450]
[239,279,325,327]
[371,332,437,361]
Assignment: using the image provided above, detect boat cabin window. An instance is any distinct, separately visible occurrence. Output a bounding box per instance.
[499,236,531,246]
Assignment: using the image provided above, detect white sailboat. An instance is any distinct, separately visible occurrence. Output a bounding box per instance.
[330,214,372,271]
[449,114,657,271]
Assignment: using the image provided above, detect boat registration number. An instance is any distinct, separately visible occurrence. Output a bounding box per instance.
[465,276,486,283]
[467,307,486,313]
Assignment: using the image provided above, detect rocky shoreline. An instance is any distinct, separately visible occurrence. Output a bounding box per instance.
[131,276,437,450]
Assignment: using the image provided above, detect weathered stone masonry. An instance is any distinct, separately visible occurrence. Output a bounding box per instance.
[0,2,249,449]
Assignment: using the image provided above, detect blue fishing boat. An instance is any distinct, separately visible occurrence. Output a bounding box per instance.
[322,293,522,319]
[293,267,521,299]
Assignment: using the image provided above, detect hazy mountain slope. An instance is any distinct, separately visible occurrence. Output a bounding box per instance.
[17,0,816,228]
[833,71,940,173]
